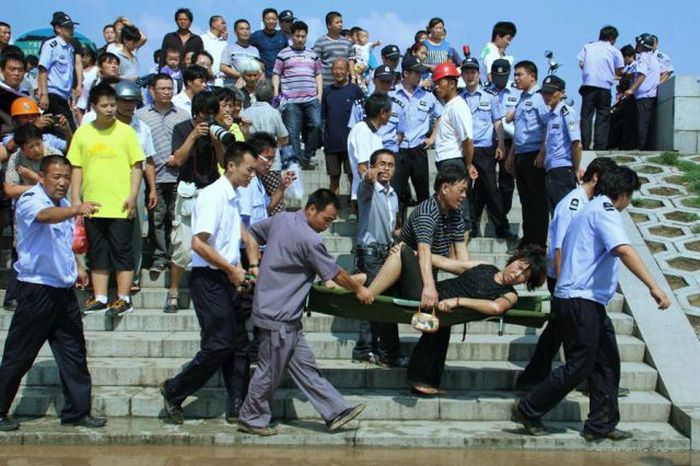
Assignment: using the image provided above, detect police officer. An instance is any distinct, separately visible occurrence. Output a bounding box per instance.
[0,155,106,431]
[392,55,442,223]
[625,34,660,150]
[460,56,513,239]
[348,65,406,154]
[576,26,624,151]
[485,59,519,218]
[366,45,402,94]
[505,60,549,248]
[541,75,582,215]
[516,157,617,390]
[514,166,671,440]
[160,142,258,425]
[651,35,673,84]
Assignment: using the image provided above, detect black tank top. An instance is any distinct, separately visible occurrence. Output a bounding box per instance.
[436,264,515,301]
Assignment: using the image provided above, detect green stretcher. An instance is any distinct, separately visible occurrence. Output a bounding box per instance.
[305,284,550,336]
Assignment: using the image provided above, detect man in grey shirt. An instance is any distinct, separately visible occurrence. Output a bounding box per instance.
[351,149,406,367]
[238,189,372,436]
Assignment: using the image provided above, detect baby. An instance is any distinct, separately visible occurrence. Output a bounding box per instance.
[352,28,380,86]
[159,47,183,92]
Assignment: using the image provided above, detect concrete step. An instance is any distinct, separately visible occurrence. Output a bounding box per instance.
[0,416,686,450]
[11,356,657,392]
[0,308,635,336]
[8,385,671,422]
[0,332,646,362]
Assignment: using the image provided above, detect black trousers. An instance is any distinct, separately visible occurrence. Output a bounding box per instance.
[352,250,401,362]
[514,152,548,248]
[392,146,430,225]
[435,158,471,231]
[579,86,611,150]
[48,93,76,132]
[608,97,637,150]
[163,268,249,412]
[498,139,515,216]
[545,167,577,216]
[518,277,561,385]
[3,248,18,306]
[519,298,621,434]
[469,146,510,237]
[636,97,657,150]
[0,282,92,421]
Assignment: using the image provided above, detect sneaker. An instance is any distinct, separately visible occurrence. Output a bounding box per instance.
[107,299,133,318]
[160,384,184,425]
[377,355,410,368]
[82,298,108,316]
[163,294,179,314]
[0,415,19,431]
[60,415,107,428]
[237,422,278,436]
[326,403,366,432]
[512,404,549,436]
[582,428,633,442]
[351,351,377,364]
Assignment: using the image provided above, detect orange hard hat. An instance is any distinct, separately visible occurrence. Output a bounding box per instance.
[10,97,40,117]
[432,61,460,82]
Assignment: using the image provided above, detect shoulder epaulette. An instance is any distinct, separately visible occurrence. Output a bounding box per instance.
[568,198,579,211]
[390,96,405,108]
[562,105,570,116]
[603,202,615,211]
[482,86,498,96]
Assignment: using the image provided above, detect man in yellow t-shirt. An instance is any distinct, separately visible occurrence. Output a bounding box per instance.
[68,83,144,317]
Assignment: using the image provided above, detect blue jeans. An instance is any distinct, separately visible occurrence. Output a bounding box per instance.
[282,99,321,164]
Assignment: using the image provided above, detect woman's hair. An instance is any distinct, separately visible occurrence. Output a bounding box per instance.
[506,244,547,291]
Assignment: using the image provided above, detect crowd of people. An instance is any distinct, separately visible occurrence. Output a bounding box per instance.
[0,7,675,440]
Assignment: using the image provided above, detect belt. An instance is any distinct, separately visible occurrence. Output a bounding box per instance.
[355,244,391,258]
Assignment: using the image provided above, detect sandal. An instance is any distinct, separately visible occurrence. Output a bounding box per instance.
[410,384,447,397]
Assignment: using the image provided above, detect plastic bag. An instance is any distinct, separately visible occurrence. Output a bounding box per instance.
[72,216,88,254]
[285,162,304,201]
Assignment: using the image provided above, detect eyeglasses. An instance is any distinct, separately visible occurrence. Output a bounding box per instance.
[258,154,275,164]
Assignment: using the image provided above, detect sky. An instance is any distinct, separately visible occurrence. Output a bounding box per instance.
[3,0,697,105]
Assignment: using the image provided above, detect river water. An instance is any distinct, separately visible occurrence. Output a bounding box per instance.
[0,446,697,466]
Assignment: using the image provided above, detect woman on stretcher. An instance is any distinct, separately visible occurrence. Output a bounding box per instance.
[329,243,547,396]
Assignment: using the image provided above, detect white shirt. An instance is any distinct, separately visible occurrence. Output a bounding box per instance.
[76,66,98,110]
[172,91,192,115]
[479,41,513,84]
[201,30,228,80]
[347,121,383,200]
[434,96,474,162]
[547,185,588,278]
[191,175,242,268]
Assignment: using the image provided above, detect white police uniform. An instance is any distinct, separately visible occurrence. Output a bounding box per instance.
[0,183,94,423]
[162,174,250,412]
[544,100,580,214]
[519,194,629,435]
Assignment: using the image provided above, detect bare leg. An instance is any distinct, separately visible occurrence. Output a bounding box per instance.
[367,251,403,297]
[169,264,185,296]
[115,270,134,297]
[324,273,366,289]
[91,270,110,296]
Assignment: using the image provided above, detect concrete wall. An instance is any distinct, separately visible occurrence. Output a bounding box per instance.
[655,76,700,154]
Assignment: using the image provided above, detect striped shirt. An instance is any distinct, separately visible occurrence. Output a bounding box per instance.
[312,35,354,89]
[400,195,465,257]
[135,104,191,183]
[273,46,321,103]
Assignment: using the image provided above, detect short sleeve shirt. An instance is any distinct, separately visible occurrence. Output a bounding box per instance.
[554,195,630,305]
[312,35,354,88]
[461,87,504,148]
[272,46,321,103]
[5,146,62,186]
[38,36,74,99]
[576,40,624,89]
[434,96,474,162]
[107,43,139,80]
[171,120,220,189]
[394,85,443,149]
[221,42,261,71]
[249,29,289,78]
[634,51,660,99]
[348,94,407,152]
[400,195,466,257]
[322,82,364,153]
[544,102,581,171]
[347,120,383,200]
[514,86,548,154]
[546,185,588,278]
[14,183,77,288]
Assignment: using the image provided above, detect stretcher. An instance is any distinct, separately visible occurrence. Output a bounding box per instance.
[306,284,550,336]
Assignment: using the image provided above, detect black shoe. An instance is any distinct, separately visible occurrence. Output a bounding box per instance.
[161,384,184,425]
[107,299,133,318]
[578,386,631,398]
[512,404,548,436]
[378,355,410,368]
[60,415,107,428]
[163,294,179,314]
[225,398,244,424]
[3,300,17,312]
[82,297,108,316]
[326,403,366,432]
[582,428,633,442]
[0,415,19,431]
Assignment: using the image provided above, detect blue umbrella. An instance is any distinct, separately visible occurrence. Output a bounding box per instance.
[13,28,96,57]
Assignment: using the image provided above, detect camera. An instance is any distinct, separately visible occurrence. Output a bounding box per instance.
[207,117,235,146]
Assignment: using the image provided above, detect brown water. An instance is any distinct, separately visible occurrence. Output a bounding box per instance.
[0,446,697,466]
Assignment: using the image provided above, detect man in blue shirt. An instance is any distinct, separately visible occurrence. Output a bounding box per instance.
[486,59,520,219]
[249,8,289,79]
[624,34,660,150]
[541,75,582,215]
[515,166,670,440]
[392,56,442,223]
[0,156,105,431]
[577,26,624,151]
[506,60,549,248]
[38,12,79,131]
[461,57,513,239]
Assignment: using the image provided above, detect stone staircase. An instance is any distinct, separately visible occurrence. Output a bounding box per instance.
[0,152,690,450]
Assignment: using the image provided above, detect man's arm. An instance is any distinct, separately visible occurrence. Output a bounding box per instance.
[614,244,671,309]
[494,119,506,160]
[315,73,323,101]
[220,63,241,79]
[244,226,261,271]
[35,201,100,224]
[192,232,246,285]
[172,123,208,166]
[332,268,373,305]
[37,68,49,110]
[571,140,582,172]
[430,254,483,274]
[123,162,143,219]
[271,73,281,96]
[417,242,439,309]
[452,240,469,261]
[70,166,83,206]
[424,116,441,146]
[145,158,157,210]
[462,138,476,178]
[624,73,646,96]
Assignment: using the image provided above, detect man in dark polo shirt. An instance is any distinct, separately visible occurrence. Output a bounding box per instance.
[159,8,204,67]
[400,164,469,395]
[322,57,363,196]
[249,8,288,79]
